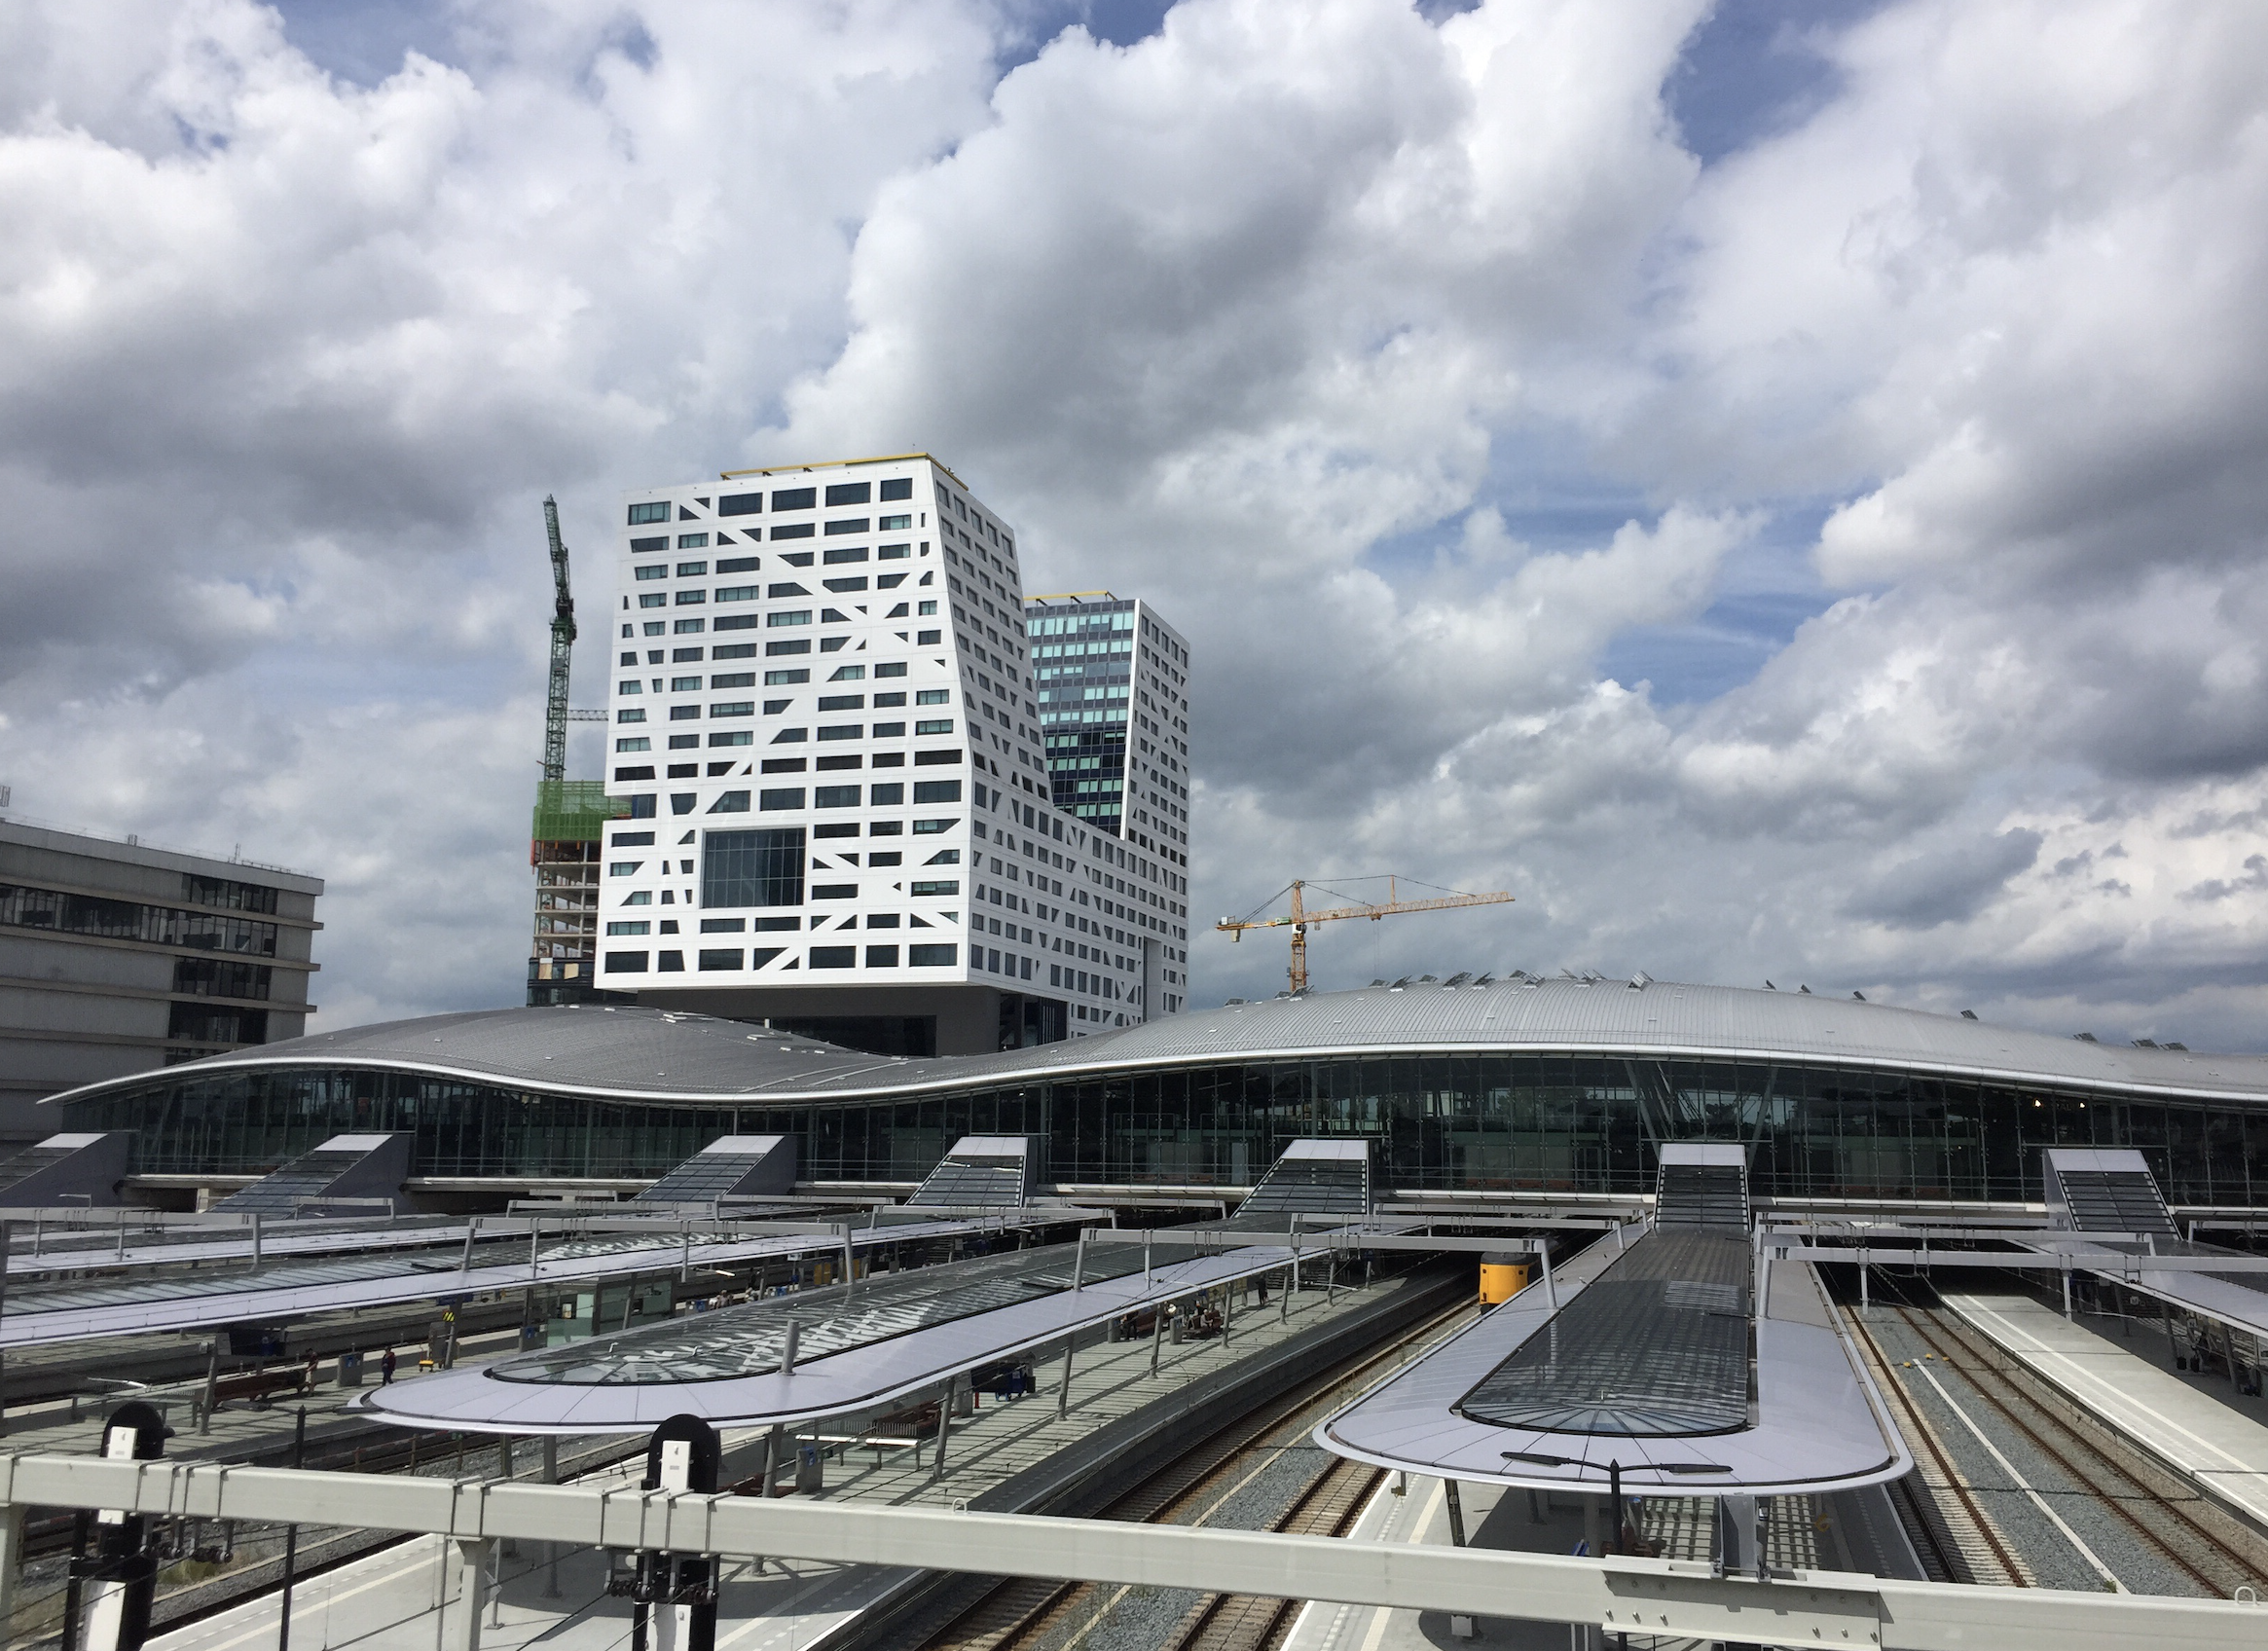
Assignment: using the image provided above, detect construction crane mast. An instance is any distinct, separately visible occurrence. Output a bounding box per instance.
[541,495,575,784]
[527,497,618,1008]
[1217,877,1514,995]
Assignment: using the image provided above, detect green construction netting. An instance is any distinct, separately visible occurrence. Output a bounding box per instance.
[532,780,627,842]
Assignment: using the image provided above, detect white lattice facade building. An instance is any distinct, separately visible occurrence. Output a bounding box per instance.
[599,454,1190,1055]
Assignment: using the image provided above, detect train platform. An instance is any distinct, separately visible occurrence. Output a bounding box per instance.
[142,1269,1450,1651]
[1281,1469,1921,1651]
[1942,1289,2268,1533]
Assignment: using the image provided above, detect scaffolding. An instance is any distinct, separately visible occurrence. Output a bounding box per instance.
[528,781,623,1006]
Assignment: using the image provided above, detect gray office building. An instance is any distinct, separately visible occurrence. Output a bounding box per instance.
[0,819,322,1143]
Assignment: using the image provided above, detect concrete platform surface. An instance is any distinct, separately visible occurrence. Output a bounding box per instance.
[1942,1290,2268,1531]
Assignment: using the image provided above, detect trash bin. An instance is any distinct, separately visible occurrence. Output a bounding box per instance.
[337,1351,364,1388]
[795,1444,823,1494]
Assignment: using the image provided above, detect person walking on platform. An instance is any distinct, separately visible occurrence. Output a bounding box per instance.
[381,1346,397,1385]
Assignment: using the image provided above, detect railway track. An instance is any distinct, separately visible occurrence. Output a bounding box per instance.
[1842,1302,2030,1586]
[1862,1276,2268,1598]
[916,1295,1475,1651]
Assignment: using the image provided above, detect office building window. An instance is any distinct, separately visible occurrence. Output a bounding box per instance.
[702,826,804,907]
[909,943,957,966]
[628,502,670,525]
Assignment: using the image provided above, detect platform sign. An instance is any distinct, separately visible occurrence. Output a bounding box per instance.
[640,1414,720,1651]
[83,1401,167,1651]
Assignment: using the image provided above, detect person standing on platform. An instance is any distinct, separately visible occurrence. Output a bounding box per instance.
[381,1346,397,1384]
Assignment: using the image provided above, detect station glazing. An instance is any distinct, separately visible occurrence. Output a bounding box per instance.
[58,1047,2268,1207]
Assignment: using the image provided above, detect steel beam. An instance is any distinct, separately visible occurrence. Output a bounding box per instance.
[3,1453,2264,1649]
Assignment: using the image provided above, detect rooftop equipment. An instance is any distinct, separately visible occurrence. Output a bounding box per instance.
[0,1133,129,1208]
[1216,876,1514,995]
[212,1133,411,1218]
[907,1136,1045,1209]
[634,1136,799,1207]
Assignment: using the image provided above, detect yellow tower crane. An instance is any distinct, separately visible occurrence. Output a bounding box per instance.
[1216,877,1514,996]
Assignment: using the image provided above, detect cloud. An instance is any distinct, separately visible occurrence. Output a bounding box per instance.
[1847,826,2043,930]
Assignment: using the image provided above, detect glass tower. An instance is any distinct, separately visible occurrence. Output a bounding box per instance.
[1024,594,1190,864]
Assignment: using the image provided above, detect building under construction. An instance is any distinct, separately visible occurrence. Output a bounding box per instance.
[526,497,623,1007]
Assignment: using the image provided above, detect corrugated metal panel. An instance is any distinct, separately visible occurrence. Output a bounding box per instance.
[44,978,2268,1111]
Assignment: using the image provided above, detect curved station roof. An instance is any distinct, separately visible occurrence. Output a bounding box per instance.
[49,976,2268,1111]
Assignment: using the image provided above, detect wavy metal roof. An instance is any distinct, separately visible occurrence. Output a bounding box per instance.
[43,976,2268,1110]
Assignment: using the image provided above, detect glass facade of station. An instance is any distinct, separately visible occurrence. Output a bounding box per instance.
[59,1051,2268,1209]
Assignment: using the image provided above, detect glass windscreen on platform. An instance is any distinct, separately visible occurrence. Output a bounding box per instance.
[57,1052,2268,1208]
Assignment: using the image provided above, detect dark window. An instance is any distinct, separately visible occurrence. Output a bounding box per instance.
[875,663,908,679]
[823,577,868,592]
[823,518,869,536]
[772,487,817,511]
[667,763,699,777]
[914,751,962,766]
[627,794,657,818]
[864,945,899,968]
[769,583,810,597]
[614,765,655,781]
[713,643,757,660]
[708,731,753,747]
[815,785,860,808]
[629,502,670,525]
[671,794,696,814]
[766,640,811,656]
[714,615,758,632]
[809,946,856,968]
[812,883,857,899]
[874,691,906,707]
[604,951,649,972]
[717,557,759,573]
[630,535,668,552]
[182,874,280,914]
[170,958,273,1000]
[610,831,655,847]
[876,571,907,589]
[870,783,905,805]
[770,524,816,540]
[873,721,906,737]
[699,918,745,933]
[758,788,805,810]
[754,915,800,931]
[707,791,750,813]
[712,673,755,688]
[815,754,861,771]
[668,735,699,750]
[824,482,871,506]
[823,546,868,565]
[658,950,684,972]
[719,493,762,516]
[168,1002,269,1044]
[702,826,804,906]
[818,694,864,711]
[760,758,806,773]
[814,822,860,838]
[912,780,963,803]
[698,948,744,971]
[765,669,809,684]
[673,647,705,662]
[879,478,912,501]
[909,943,957,966]
[918,629,941,644]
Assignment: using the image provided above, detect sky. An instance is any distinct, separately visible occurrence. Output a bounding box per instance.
[4,0,2268,1049]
